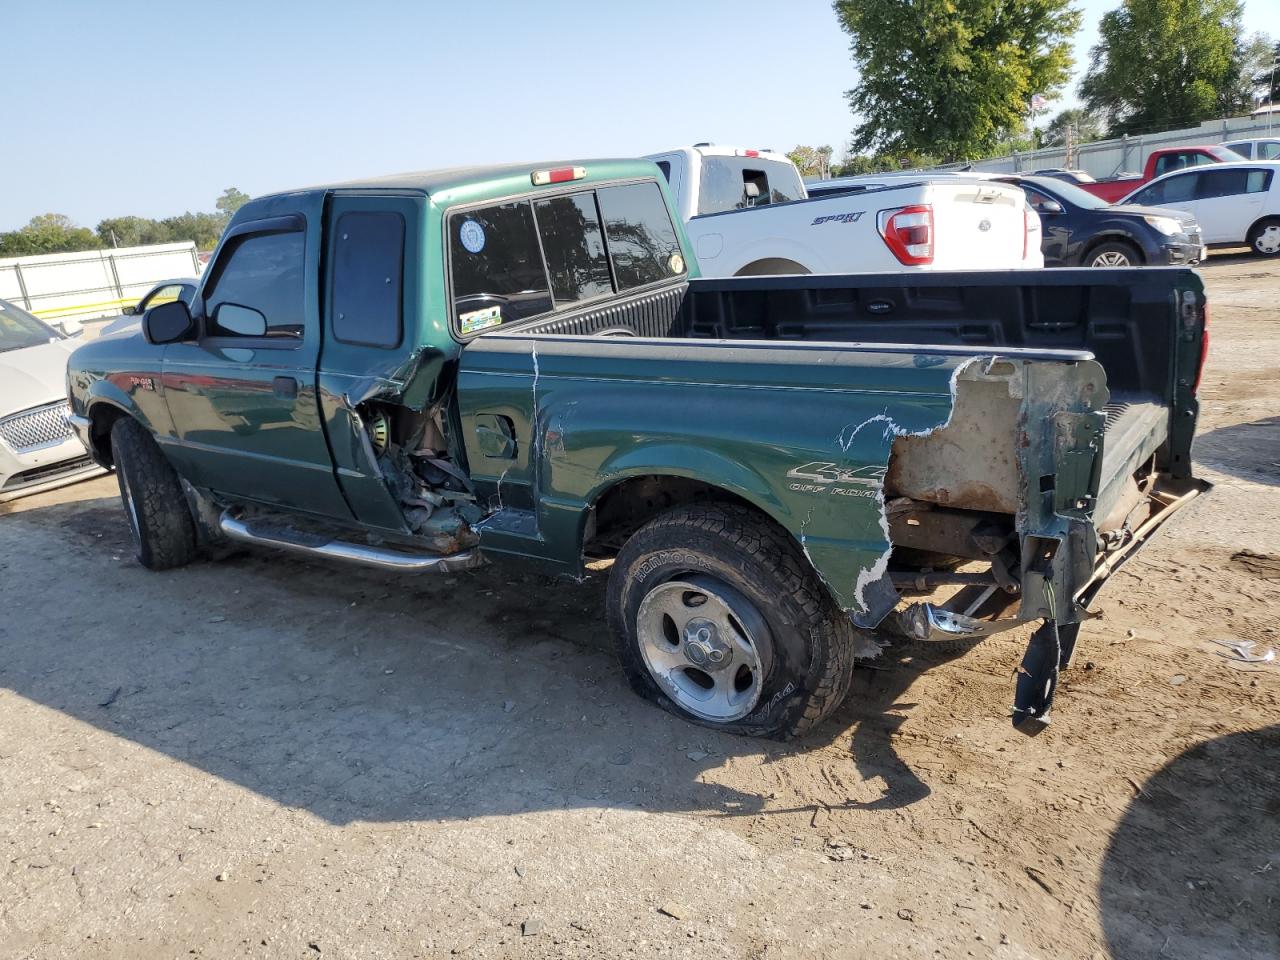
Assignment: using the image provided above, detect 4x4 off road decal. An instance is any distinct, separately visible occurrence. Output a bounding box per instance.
[786,461,885,499]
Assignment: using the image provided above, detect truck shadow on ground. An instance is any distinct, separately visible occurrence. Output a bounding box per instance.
[1195,415,1280,486]
[1,493,960,827]
[1100,723,1280,960]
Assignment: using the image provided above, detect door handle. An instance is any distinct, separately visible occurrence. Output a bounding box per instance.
[273,376,299,399]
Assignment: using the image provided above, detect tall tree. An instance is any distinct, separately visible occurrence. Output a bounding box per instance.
[1246,36,1279,107]
[215,187,250,221]
[0,214,102,257]
[834,0,1082,160]
[787,145,835,178]
[1079,0,1245,136]
[1041,107,1102,147]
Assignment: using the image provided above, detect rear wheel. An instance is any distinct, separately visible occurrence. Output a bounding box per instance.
[1085,241,1141,267]
[606,502,856,739]
[110,418,198,570]
[1248,218,1280,256]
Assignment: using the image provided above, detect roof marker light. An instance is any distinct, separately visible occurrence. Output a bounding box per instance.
[531,166,586,186]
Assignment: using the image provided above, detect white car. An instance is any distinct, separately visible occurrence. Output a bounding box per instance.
[1119,161,1280,256]
[1223,138,1280,161]
[0,298,104,501]
[646,145,1042,275]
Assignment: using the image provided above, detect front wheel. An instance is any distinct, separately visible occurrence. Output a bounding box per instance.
[110,417,198,570]
[1085,241,1141,267]
[606,503,856,739]
[1248,218,1280,256]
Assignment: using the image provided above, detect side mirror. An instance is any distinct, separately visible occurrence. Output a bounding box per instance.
[212,303,267,338]
[143,300,196,345]
[58,318,84,337]
[1038,200,1065,215]
[122,303,138,316]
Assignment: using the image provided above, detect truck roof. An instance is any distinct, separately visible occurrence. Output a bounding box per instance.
[257,158,663,208]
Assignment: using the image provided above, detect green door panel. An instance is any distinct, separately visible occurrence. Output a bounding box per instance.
[160,191,348,518]
[317,193,440,532]
[458,334,969,611]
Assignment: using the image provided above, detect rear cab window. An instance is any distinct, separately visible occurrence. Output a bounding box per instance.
[696,157,803,215]
[448,179,685,337]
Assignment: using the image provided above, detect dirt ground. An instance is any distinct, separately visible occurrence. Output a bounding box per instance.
[1,256,1277,960]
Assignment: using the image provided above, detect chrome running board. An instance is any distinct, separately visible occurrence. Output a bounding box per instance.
[218,511,483,574]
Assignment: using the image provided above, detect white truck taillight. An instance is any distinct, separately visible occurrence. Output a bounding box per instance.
[877,204,934,266]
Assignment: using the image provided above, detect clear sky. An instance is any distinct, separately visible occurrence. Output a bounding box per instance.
[3,0,1274,231]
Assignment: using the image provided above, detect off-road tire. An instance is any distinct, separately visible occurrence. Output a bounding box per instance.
[1247,217,1280,257]
[606,502,856,739]
[110,417,198,570]
[1084,240,1142,268]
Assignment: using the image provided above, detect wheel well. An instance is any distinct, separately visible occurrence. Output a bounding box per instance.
[1082,235,1143,263]
[584,475,764,558]
[734,257,811,277]
[1248,215,1280,240]
[87,404,129,466]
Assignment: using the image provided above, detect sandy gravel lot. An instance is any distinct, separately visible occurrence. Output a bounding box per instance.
[1,256,1276,959]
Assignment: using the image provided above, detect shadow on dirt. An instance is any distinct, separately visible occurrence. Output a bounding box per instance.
[0,493,961,826]
[1195,415,1280,486]
[1100,724,1280,960]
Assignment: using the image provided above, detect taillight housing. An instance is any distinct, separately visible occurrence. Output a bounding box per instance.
[877,204,934,265]
[1023,203,1031,260]
[1193,303,1210,395]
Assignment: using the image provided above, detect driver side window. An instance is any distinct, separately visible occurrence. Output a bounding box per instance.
[204,230,306,339]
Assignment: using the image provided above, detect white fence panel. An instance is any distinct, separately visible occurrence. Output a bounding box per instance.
[0,242,202,321]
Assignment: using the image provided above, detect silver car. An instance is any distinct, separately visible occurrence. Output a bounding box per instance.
[0,298,105,501]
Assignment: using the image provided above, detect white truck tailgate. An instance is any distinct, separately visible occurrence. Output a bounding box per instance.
[930,183,1033,269]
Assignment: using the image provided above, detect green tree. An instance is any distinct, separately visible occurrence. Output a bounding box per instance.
[215,187,250,221]
[1244,35,1279,108]
[96,215,170,248]
[1080,0,1245,136]
[161,212,226,250]
[0,213,103,257]
[1041,107,1103,148]
[834,0,1081,161]
[787,145,835,178]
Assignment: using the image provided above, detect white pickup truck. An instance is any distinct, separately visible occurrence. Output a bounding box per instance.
[646,145,1042,275]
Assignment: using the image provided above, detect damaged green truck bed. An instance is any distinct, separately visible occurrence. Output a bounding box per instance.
[67,158,1209,739]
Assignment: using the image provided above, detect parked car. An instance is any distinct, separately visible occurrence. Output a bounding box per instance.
[992,175,1205,267]
[67,158,1207,737]
[1076,145,1247,203]
[0,298,104,501]
[647,145,1043,272]
[99,278,198,337]
[1030,168,1097,185]
[1119,161,1280,256]
[1222,138,1280,161]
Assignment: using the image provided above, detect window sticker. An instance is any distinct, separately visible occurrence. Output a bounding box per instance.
[459,304,503,334]
[459,219,486,254]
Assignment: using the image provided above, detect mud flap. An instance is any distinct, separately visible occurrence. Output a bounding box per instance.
[1012,620,1081,734]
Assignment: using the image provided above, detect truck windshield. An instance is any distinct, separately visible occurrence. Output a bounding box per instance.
[697,157,803,216]
[0,299,59,353]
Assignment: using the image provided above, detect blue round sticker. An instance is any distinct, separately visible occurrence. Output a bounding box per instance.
[459,219,486,254]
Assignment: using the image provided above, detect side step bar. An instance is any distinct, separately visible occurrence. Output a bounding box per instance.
[218,511,483,574]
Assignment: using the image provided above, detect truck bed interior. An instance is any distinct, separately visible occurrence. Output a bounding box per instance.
[505,269,1203,616]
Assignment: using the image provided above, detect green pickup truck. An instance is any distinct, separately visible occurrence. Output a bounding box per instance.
[66,159,1209,739]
